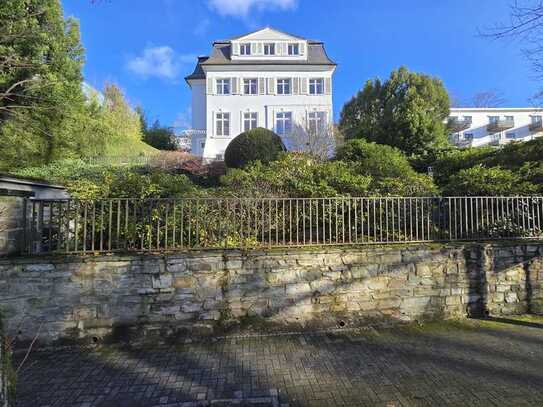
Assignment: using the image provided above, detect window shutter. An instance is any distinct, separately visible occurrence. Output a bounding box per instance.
[300,42,306,56]
[293,77,300,95]
[268,78,276,95]
[207,77,214,95]
[232,42,239,56]
[211,110,215,137]
[232,77,238,95]
[301,78,308,95]
[251,42,257,55]
[324,78,331,94]
[258,78,266,95]
[240,111,243,133]
[257,42,263,55]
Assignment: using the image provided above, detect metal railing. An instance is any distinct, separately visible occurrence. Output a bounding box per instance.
[24,197,543,255]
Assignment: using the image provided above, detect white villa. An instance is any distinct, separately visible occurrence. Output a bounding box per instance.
[184,27,336,161]
[448,108,543,148]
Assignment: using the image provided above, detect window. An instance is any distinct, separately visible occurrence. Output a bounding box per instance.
[240,43,251,55]
[264,43,275,55]
[216,79,230,95]
[216,112,230,137]
[276,112,292,135]
[532,115,542,124]
[243,78,258,95]
[308,111,326,134]
[243,112,258,131]
[277,78,291,95]
[288,43,299,55]
[309,78,324,95]
[216,154,224,161]
[506,131,517,139]
[201,142,205,149]
[505,115,514,121]
[463,115,472,123]
[488,116,499,124]
[464,133,474,140]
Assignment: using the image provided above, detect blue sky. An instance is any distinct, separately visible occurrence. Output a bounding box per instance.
[63,0,534,130]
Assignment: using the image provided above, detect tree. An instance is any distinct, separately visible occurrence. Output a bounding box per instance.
[339,66,451,156]
[224,128,285,168]
[283,118,343,160]
[482,1,543,102]
[138,109,177,151]
[0,0,86,168]
[471,90,507,107]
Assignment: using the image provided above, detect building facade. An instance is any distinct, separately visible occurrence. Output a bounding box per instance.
[448,108,543,148]
[185,28,336,161]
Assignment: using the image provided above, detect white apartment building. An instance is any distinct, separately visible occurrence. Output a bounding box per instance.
[448,108,543,148]
[184,28,336,161]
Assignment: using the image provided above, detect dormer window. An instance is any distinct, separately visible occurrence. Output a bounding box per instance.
[240,43,251,55]
[264,43,275,55]
[288,43,299,55]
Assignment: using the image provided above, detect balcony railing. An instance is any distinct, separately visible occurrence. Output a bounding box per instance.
[487,119,514,133]
[529,121,543,132]
[447,118,472,132]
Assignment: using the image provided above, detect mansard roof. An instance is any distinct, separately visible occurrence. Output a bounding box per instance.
[185,28,336,82]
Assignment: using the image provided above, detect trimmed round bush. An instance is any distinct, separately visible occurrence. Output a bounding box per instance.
[224,127,285,168]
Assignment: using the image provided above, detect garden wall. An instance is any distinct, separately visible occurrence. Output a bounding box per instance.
[0,243,542,344]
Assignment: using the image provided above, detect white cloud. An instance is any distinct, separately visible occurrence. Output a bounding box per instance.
[126,46,195,80]
[207,0,297,18]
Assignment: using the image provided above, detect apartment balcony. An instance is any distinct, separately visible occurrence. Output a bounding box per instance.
[447,117,472,132]
[529,121,543,132]
[487,119,514,133]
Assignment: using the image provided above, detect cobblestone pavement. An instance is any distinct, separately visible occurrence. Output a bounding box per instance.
[15,317,543,407]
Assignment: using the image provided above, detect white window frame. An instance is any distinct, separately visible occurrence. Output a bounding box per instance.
[288,43,299,55]
[277,78,291,95]
[243,112,258,132]
[276,112,292,135]
[532,115,542,124]
[216,79,231,95]
[464,133,474,141]
[264,43,275,55]
[309,78,324,95]
[240,43,251,55]
[216,112,230,137]
[488,116,499,124]
[308,111,326,134]
[243,78,258,95]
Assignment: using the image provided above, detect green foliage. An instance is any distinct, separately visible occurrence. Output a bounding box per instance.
[224,127,285,168]
[443,166,538,196]
[138,109,177,151]
[15,159,197,199]
[0,2,154,171]
[427,147,495,186]
[339,66,451,156]
[335,139,439,196]
[0,0,86,168]
[221,153,372,197]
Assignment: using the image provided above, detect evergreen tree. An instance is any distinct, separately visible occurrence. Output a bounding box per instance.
[339,67,451,156]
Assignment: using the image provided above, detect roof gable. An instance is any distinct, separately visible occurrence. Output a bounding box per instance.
[231,27,305,42]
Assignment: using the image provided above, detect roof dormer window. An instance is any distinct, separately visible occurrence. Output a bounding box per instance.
[240,43,251,55]
[288,43,299,55]
[264,43,275,55]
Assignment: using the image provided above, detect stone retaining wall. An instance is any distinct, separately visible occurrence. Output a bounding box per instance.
[0,243,542,344]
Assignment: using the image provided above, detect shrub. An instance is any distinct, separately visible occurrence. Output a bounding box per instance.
[443,165,538,196]
[224,127,285,168]
[335,139,438,196]
[221,153,372,197]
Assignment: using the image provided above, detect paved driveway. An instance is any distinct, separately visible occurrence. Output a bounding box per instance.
[15,316,543,407]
